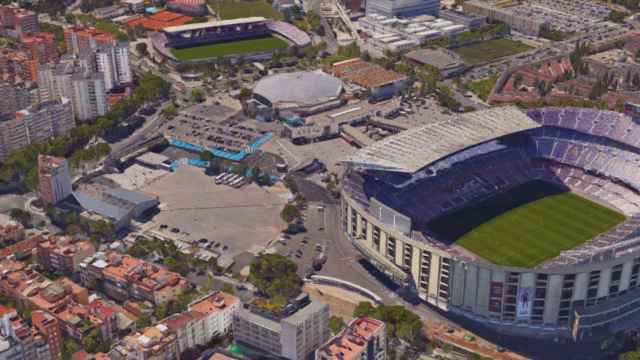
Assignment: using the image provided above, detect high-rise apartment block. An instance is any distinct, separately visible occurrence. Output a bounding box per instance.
[38,61,108,122]
[0,98,74,161]
[37,155,73,205]
[95,43,132,91]
[0,82,34,116]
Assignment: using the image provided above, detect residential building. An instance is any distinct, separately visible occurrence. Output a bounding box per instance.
[79,252,190,305]
[37,155,73,206]
[64,27,115,55]
[37,58,110,121]
[32,311,62,360]
[0,51,40,82]
[36,235,96,275]
[233,294,330,360]
[0,260,120,343]
[95,43,132,91]
[0,222,25,245]
[315,317,386,360]
[71,71,108,121]
[20,32,58,64]
[0,82,34,116]
[365,0,439,17]
[0,305,55,360]
[0,97,74,161]
[0,5,39,37]
[109,323,179,360]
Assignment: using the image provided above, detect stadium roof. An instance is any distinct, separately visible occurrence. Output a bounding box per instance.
[253,71,343,107]
[163,17,267,33]
[343,106,540,173]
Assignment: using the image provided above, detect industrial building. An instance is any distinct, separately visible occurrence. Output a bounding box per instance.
[365,0,440,17]
[358,14,465,53]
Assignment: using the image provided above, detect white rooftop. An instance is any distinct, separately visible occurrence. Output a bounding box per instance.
[343,106,540,173]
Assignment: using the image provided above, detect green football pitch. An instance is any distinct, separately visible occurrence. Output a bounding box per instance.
[170,36,288,60]
[427,181,625,268]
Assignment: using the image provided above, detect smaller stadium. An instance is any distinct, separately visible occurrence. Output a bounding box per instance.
[151,16,311,62]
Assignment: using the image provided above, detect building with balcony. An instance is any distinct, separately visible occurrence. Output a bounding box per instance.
[315,317,386,360]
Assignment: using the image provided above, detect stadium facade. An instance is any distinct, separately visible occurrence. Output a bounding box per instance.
[341,106,640,340]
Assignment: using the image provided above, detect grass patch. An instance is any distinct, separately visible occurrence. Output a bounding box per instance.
[467,75,498,101]
[170,36,288,60]
[208,0,283,20]
[428,181,625,268]
[454,38,532,66]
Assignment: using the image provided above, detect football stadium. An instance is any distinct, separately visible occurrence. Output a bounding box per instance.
[151,17,311,62]
[341,105,640,340]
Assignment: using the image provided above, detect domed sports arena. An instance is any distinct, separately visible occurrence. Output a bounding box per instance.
[341,105,640,340]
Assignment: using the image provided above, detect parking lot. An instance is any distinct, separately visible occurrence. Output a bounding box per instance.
[142,165,289,259]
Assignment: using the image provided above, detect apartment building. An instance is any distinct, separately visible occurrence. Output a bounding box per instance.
[36,235,96,275]
[20,32,58,65]
[315,317,387,360]
[0,5,39,37]
[37,155,73,205]
[64,27,115,55]
[0,305,54,360]
[95,43,132,91]
[79,252,190,305]
[32,310,62,360]
[161,291,239,354]
[365,0,440,17]
[71,71,108,121]
[0,259,130,343]
[0,81,34,116]
[0,222,25,244]
[233,294,330,360]
[109,323,179,360]
[0,97,74,161]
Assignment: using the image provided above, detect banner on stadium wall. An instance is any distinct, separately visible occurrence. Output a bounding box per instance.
[488,281,503,313]
[516,287,534,319]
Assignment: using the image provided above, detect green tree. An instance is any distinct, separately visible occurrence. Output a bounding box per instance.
[162,104,177,118]
[249,254,302,300]
[191,88,205,103]
[9,208,31,227]
[619,348,640,360]
[280,204,301,223]
[329,315,346,335]
[135,42,148,56]
[136,314,152,328]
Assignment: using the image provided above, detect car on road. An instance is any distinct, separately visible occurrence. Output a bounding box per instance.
[170,227,180,233]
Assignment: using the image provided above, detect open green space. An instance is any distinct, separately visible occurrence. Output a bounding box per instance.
[170,36,288,60]
[466,75,499,101]
[208,0,283,20]
[428,181,625,268]
[453,38,533,65]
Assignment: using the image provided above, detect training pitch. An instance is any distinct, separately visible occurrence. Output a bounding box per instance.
[428,181,625,268]
[170,36,288,60]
